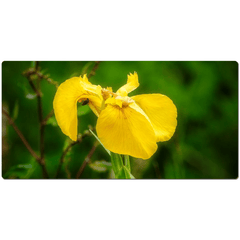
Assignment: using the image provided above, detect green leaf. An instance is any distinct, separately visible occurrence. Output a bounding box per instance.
[40,69,48,75]
[123,166,132,179]
[69,72,80,78]
[129,173,135,179]
[30,61,35,68]
[18,164,32,169]
[26,93,37,100]
[12,101,19,120]
[81,62,94,75]
[46,116,58,126]
[115,166,135,179]
[77,105,91,116]
[3,159,37,179]
[89,160,112,172]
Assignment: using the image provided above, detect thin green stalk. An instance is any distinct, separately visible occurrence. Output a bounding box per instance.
[124,155,131,172]
[110,153,134,179]
[110,152,124,175]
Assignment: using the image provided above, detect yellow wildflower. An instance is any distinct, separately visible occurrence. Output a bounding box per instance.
[53,75,102,141]
[53,72,177,159]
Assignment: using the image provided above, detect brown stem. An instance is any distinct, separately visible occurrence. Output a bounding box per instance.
[88,61,101,79]
[44,76,59,88]
[36,72,59,88]
[43,109,54,125]
[55,131,92,178]
[39,161,49,179]
[27,77,41,97]
[56,141,78,177]
[2,109,48,178]
[35,61,40,71]
[25,69,48,178]
[27,77,45,159]
[37,96,44,160]
[76,142,99,179]
[64,159,72,179]
[2,109,40,160]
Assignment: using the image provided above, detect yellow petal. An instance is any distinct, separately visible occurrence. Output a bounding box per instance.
[116,72,139,96]
[106,86,113,92]
[53,76,102,141]
[105,96,123,108]
[132,94,177,142]
[80,74,102,97]
[96,104,157,159]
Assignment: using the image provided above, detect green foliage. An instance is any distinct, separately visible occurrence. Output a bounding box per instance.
[89,160,112,172]
[110,152,124,178]
[2,61,238,179]
[46,116,58,126]
[110,153,135,179]
[77,105,91,116]
[81,62,94,75]
[12,101,19,120]
[26,93,37,100]
[3,158,39,179]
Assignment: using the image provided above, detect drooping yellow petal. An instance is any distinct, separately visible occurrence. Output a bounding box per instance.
[96,104,157,159]
[82,93,102,117]
[116,72,139,96]
[132,94,177,142]
[53,76,102,141]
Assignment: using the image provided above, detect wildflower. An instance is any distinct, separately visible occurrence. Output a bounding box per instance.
[53,75,103,141]
[53,72,177,159]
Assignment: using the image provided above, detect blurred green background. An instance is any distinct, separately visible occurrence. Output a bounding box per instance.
[2,61,238,179]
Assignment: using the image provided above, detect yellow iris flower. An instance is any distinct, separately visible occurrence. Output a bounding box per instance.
[53,72,177,159]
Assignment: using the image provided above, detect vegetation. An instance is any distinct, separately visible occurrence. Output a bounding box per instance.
[2,61,238,179]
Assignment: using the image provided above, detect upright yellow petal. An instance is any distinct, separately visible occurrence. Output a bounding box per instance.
[116,72,139,96]
[53,76,102,141]
[132,94,177,142]
[96,104,157,159]
[80,74,102,97]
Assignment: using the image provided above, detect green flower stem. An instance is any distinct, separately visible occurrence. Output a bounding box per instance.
[110,152,123,175]
[110,153,134,179]
[124,155,131,172]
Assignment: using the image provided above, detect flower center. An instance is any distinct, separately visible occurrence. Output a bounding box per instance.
[101,88,114,100]
[101,88,134,107]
